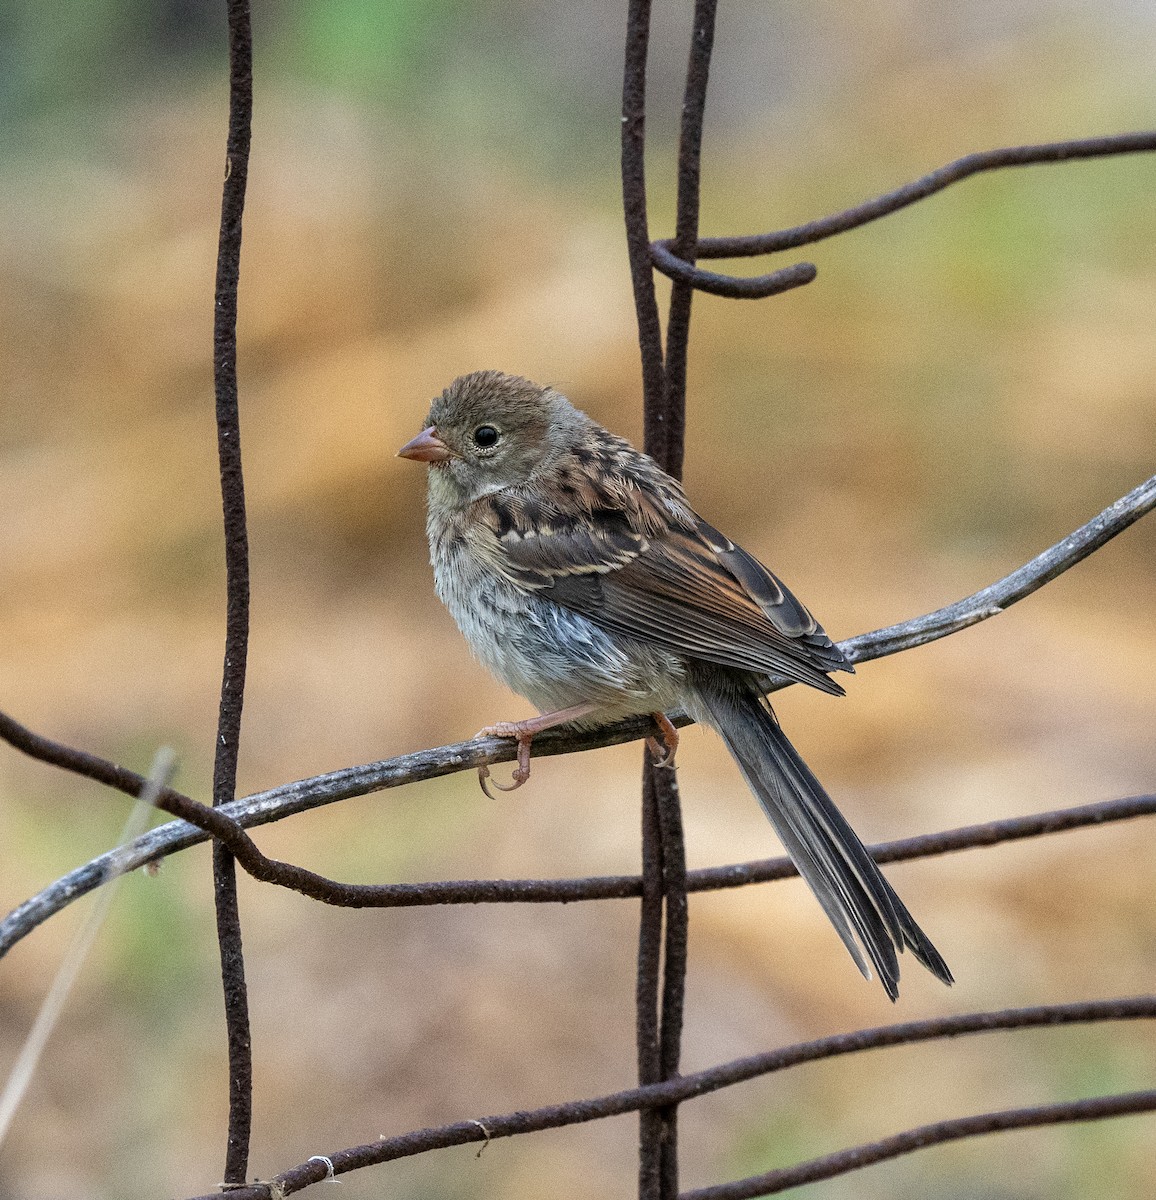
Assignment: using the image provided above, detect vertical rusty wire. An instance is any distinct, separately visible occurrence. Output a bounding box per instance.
[212,0,255,1184]
[621,4,669,1197]
[635,764,666,1200]
[652,8,721,1193]
[621,1,715,1195]
[653,765,688,1198]
[622,0,666,413]
[662,0,717,475]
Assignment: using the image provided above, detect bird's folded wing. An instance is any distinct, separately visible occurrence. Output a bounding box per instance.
[485,497,850,692]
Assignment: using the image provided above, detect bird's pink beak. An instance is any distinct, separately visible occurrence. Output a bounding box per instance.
[397,426,452,463]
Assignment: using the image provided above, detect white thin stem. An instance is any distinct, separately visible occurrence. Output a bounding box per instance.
[0,748,174,1146]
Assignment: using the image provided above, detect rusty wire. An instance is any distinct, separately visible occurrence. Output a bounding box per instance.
[650,130,1156,296]
[211,0,256,1183]
[177,997,1156,1199]
[2,697,1156,939]
[0,0,1155,1197]
[2,467,1155,955]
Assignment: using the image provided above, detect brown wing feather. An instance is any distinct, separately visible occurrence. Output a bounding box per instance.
[693,519,850,675]
[473,440,850,694]
[558,528,848,695]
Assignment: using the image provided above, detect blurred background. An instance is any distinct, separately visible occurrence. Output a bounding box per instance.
[1,1,1155,1196]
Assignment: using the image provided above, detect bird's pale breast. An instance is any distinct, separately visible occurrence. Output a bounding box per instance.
[427,499,686,721]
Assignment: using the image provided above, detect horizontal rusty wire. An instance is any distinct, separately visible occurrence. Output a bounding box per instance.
[650,130,1156,295]
[176,995,1156,1198]
[1,694,1153,951]
[2,468,1154,954]
[681,1091,1156,1199]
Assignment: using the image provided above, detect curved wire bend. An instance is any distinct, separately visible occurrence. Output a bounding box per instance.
[649,130,1156,294]
[649,244,816,298]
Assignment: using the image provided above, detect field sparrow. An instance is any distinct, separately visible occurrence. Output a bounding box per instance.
[399,370,951,998]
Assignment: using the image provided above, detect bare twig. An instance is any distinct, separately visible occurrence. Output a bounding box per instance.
[0,749,173,1147]
[651,131,1156,294]
[177,996,1156,1199]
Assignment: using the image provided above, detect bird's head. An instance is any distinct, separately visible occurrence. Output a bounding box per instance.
[397,370,587,504]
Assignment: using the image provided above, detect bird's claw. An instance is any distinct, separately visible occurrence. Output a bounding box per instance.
[476,726,534,797]
[646,736,675,768]
[647,712,680,769]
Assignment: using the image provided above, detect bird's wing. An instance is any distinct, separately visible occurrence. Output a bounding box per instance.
[476,485,850,694]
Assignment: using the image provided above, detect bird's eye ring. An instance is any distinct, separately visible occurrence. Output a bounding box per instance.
[473,425,500,448]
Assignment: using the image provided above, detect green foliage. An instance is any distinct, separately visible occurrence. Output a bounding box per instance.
[276,0,470,92]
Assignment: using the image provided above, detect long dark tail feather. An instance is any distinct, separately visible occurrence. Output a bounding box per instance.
[694,678,953,1000]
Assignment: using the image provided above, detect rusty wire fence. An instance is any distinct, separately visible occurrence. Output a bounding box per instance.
[2,0,1156,1196]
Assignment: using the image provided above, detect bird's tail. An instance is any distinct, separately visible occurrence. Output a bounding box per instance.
[694,678,952,1000]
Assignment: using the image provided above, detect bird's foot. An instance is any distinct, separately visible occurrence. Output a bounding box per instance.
[476,724,535,797]
[646,712,680,769]
[474,703,599,798]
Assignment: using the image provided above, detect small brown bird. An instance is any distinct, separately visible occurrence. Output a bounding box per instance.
[398,370,951,999]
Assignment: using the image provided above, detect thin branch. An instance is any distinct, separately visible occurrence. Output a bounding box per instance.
[211,0,255,1182]
[680,1091,1156,1199]
[177,996,1156,1198]
[0,749,173,1148]
[840,471,1156,664]
[2,469,1152,952]
[650,130,1156,293]
[2,697,1153,947]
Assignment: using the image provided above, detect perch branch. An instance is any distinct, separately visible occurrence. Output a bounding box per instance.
[1,470,1154,954]
[2,697,1153,950]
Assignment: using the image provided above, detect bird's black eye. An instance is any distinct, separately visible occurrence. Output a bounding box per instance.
[473,425,500,448]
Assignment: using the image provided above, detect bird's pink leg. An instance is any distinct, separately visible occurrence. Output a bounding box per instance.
[646,711,680,769]
[475,703,599,797]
